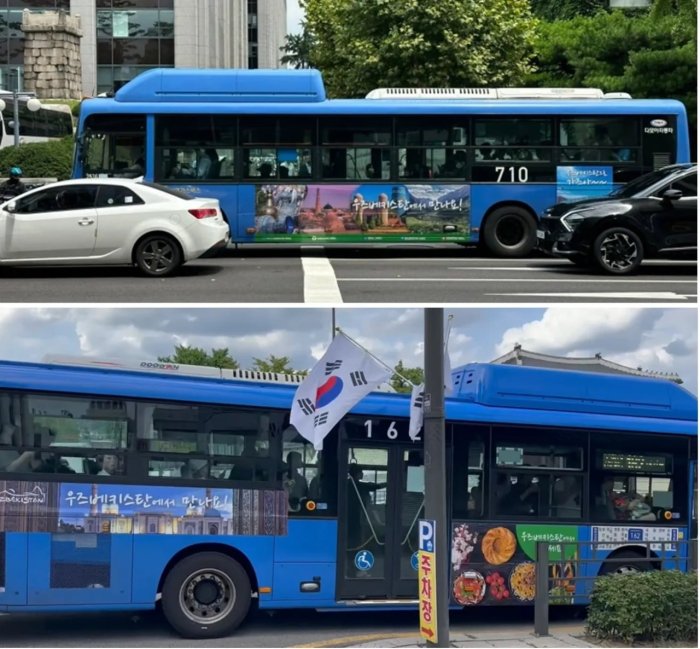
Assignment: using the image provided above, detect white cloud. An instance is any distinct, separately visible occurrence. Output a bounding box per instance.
[0,306,694,394]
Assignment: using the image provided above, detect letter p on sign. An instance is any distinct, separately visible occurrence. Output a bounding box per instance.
[419,519,436,553]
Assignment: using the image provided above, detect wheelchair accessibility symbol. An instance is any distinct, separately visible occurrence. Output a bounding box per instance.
[354,550,375,571]
[411,551,419,571]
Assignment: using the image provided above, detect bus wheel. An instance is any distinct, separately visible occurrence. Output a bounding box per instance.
[483,206,536,257]
[161,552,251,639]
[134,234,182,277]
[592,227,643,274]
[599,550,656,576]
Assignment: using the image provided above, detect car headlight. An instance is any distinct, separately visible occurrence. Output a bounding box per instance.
[560,204,631,232]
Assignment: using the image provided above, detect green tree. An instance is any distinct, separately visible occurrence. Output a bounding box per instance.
[528,0,697,148]
[303,0,538,97]
[280,26,315,69]
[391,360,424,394]
[158,345,239,369]
[530,0,608,21]
[253,354,308,376]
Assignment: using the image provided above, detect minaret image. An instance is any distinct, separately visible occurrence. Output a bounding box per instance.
[90,483,98,516]
[314,188,322,215]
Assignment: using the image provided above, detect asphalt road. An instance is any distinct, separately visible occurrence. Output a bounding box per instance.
[0,244,695,303]
[0,605,587,647]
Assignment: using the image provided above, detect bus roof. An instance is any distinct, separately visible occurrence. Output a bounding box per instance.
[78,68,687,118]
[0,359,695,437]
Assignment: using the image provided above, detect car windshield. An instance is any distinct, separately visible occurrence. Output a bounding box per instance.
[137,181,194,201]
[608,167,691,199]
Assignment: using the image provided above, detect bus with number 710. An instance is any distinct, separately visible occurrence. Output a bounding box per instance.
[72,68,690,256]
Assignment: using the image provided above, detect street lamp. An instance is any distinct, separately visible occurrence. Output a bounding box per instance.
[0,93,41,147]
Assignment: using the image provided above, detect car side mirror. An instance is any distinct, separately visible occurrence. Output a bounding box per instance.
[4,201,16,213]
[662,188,683,202]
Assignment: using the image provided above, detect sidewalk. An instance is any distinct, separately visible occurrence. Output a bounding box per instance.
[346,629,595,648]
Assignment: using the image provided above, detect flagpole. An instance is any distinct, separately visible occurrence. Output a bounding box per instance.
[334,327,416,388]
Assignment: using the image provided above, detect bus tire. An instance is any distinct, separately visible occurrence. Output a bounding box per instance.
[133,233,183,277]
[592,227,643,275]
[598,550,657,576]
[482,206,536,257]
[161,552,251,639]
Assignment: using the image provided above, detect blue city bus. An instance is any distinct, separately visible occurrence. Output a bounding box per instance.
[0,358,695,638]
[72,69,691,256]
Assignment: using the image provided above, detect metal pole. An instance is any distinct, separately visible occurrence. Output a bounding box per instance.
[331,308,336,339]
[13,91,19,148]
[534,541,550,636]
[423,308,449,647]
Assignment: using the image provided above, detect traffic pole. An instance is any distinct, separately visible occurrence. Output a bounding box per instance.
[423,308,449,647]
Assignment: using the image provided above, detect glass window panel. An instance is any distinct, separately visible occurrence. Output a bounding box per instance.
[475,118,553,147]
[433,149,467,179]
[158,9,174,37]
[159,0,174,7]
[244,148,277,178]
[113,0,159,7]
[321,117,391,145]
[396,119,466,146]
[96,11,112,37]
[23,394,131,449]
[8,39,22,64]
[240,117,277,145]
[7,10,21,38]
[159,38,174,64]
[113,39,159,65]
[97,39,113,64]
[126,9,159,37]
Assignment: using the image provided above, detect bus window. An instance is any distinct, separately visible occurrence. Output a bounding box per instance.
[474,118,552,163]
[559,117,640,163]
[82,114,146,178]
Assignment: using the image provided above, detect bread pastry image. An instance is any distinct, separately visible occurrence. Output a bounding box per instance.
[481,527,517,565]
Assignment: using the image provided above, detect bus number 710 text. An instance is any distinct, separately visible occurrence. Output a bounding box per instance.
[495,166,528,183]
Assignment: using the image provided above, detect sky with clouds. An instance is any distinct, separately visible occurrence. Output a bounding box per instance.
[0,306,696,394]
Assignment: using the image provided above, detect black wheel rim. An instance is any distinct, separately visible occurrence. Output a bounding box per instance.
[495,216,525,248]
[178,568,235,624]
[599,232,638,271]
[141,239,176,274]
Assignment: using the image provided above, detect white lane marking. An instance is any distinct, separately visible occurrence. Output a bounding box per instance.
[302,257,343,303]
[485,292,688,300]
[339,277,695,284]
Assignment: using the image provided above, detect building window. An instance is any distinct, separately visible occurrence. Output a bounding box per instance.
[96,2,174,94]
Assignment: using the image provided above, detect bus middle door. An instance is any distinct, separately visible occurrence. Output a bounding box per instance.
[337,419,425,601]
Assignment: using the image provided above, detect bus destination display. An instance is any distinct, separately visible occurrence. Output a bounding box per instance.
[601,452,670,474]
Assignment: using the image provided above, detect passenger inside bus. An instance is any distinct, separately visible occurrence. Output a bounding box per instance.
[283,450,308,511]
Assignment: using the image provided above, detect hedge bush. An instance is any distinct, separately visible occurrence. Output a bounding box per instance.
[0,136,74,180]
[586,570,698,644]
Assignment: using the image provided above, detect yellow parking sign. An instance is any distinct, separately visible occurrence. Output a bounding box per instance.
[418,519,437,642]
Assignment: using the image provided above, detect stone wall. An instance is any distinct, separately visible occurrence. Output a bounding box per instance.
[22,10,82,100]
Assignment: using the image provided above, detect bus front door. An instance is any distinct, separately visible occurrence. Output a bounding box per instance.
[336,444,424,600]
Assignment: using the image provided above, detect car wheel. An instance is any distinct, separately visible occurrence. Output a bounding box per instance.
[598,550,657,576]
[161,552,251,639]
[482,206,536,257]
[593,227,643,274]
[134,234,182,277]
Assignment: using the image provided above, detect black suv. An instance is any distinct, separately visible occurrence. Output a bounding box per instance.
[537,163,697,274]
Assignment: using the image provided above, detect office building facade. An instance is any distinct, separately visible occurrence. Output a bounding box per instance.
[0,0,286,96]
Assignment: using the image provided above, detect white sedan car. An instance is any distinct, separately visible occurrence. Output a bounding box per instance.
[0,179,230,276]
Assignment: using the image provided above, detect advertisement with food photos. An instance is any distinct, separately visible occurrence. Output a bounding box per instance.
[451,523,579,606]
[252,183,470,243]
